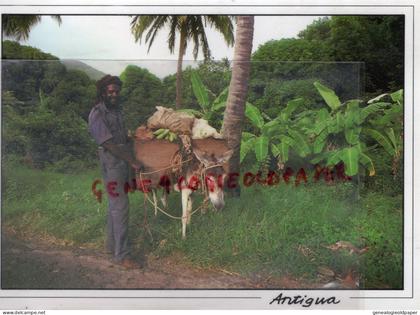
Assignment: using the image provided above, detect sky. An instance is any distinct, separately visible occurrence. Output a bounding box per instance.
[19,15,321,78]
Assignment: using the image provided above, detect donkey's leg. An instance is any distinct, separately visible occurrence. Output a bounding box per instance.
[187,195,193,225]
[152,189,158,216]
[160,190,168,210]
[181,188,192,239]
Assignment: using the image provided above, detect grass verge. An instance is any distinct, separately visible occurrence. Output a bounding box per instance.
[2,160,402,288]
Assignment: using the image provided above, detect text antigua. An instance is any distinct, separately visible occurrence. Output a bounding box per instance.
[269,292,341,307]
[91,164,352,203]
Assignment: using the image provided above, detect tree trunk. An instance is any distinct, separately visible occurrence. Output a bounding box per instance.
[221,16,254,197]
[175,30,186,110]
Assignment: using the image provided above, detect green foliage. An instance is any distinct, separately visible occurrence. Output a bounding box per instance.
[308,82,395,177]
[241,79,403,181]
[2,41,97,171]
[298,16,404,93]
[252,38,332,63]
[253,79,326,120]
[2,40,58,60]
[131,16,234,60]
[61,60,106,81]
[298,17,331,41]
[250,37,362,106]
[160,59,231,111]
[120,65,163,130]
[2,91,28,155]
[191,71,210,108]
[245,102,264,129]
[241,98,310,165]
[363,148,403,196]
[47,69,96,120]
[250,16,404,111]
[131,16,234,108]
[21,108,96,168]
[181,70,229,129]
[2,15,61,41]
[313,81,341,111]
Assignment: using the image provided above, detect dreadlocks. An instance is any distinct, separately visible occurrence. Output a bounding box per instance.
[96,75,122,103]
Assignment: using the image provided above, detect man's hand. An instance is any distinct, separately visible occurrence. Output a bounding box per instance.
[102,141,141,169]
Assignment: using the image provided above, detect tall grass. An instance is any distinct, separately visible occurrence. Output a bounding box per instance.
[2,159,402,288]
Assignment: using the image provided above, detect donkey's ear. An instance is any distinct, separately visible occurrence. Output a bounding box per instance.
[193,148,213,166]
[217,149,233,165]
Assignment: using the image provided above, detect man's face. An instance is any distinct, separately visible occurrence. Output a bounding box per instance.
[103,84,121,107]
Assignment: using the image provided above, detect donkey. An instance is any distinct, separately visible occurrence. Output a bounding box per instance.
[134,137,233,239]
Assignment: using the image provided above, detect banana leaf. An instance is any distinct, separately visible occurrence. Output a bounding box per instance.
[240,137,256,163]
[254,135,269,162]
[340,146,360,176]
[191,71,210,111]
[314,81,341,111]
[245,102,264,129]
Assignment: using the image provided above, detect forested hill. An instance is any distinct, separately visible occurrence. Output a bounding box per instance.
[2,40,99,170]
[61,59,105,80]
[2,40,105,80]
[2,40,58,60]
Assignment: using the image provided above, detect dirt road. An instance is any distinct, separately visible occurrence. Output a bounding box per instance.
[1,230,311,289]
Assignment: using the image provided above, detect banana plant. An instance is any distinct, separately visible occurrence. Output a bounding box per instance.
[181,71,228,121]
[308,81,391,177]
[364,89,403,177]
[240,98,311,165]
[367,89,403,132]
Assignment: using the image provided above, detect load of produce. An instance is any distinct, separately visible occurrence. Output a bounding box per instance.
[146,106,194,135]
[133,106,228,186]
[135,106,223,142]
[153,128,178,142]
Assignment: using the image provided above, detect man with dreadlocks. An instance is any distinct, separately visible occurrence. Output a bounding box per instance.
[88,75,142,269]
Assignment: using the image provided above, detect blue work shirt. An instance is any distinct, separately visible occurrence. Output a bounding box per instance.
[88,102,129,169]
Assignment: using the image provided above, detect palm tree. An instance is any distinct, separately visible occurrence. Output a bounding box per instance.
[221,16,254,197]
[2,15,61,41]
[131,15,234,109]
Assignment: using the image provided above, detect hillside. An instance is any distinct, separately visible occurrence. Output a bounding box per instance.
[60,59,106,80]
[2,41,105,81]
[2,40,58,60]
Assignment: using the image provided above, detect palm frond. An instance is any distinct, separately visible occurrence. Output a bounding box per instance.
[196,18,211,60]
[167,17,179,54]
[131,15,159,43]
[130,15,235,59]
[51,15,62,25]
[191,22,200,59]
[145,16,170,52]
[2,15,41,41]
[205,16,235,46]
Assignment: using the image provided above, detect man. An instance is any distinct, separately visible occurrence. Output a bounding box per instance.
[88,75,142,269]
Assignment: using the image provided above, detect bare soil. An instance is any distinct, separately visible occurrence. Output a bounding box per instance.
[1,228,318,290]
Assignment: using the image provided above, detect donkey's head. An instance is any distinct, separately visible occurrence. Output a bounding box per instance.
[193,146,233,210]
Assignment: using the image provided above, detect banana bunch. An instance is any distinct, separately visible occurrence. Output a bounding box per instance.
[153,128,178,142]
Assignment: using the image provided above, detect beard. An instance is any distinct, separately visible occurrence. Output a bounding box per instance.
[104,95,120,107]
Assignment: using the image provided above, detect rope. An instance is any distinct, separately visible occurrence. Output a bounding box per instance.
[142,189,208,220]
[144,192,182,220]
[137,162,219,221]
[137,156,193,176]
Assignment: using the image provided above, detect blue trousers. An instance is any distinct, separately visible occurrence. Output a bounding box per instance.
[98,149,130,262]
